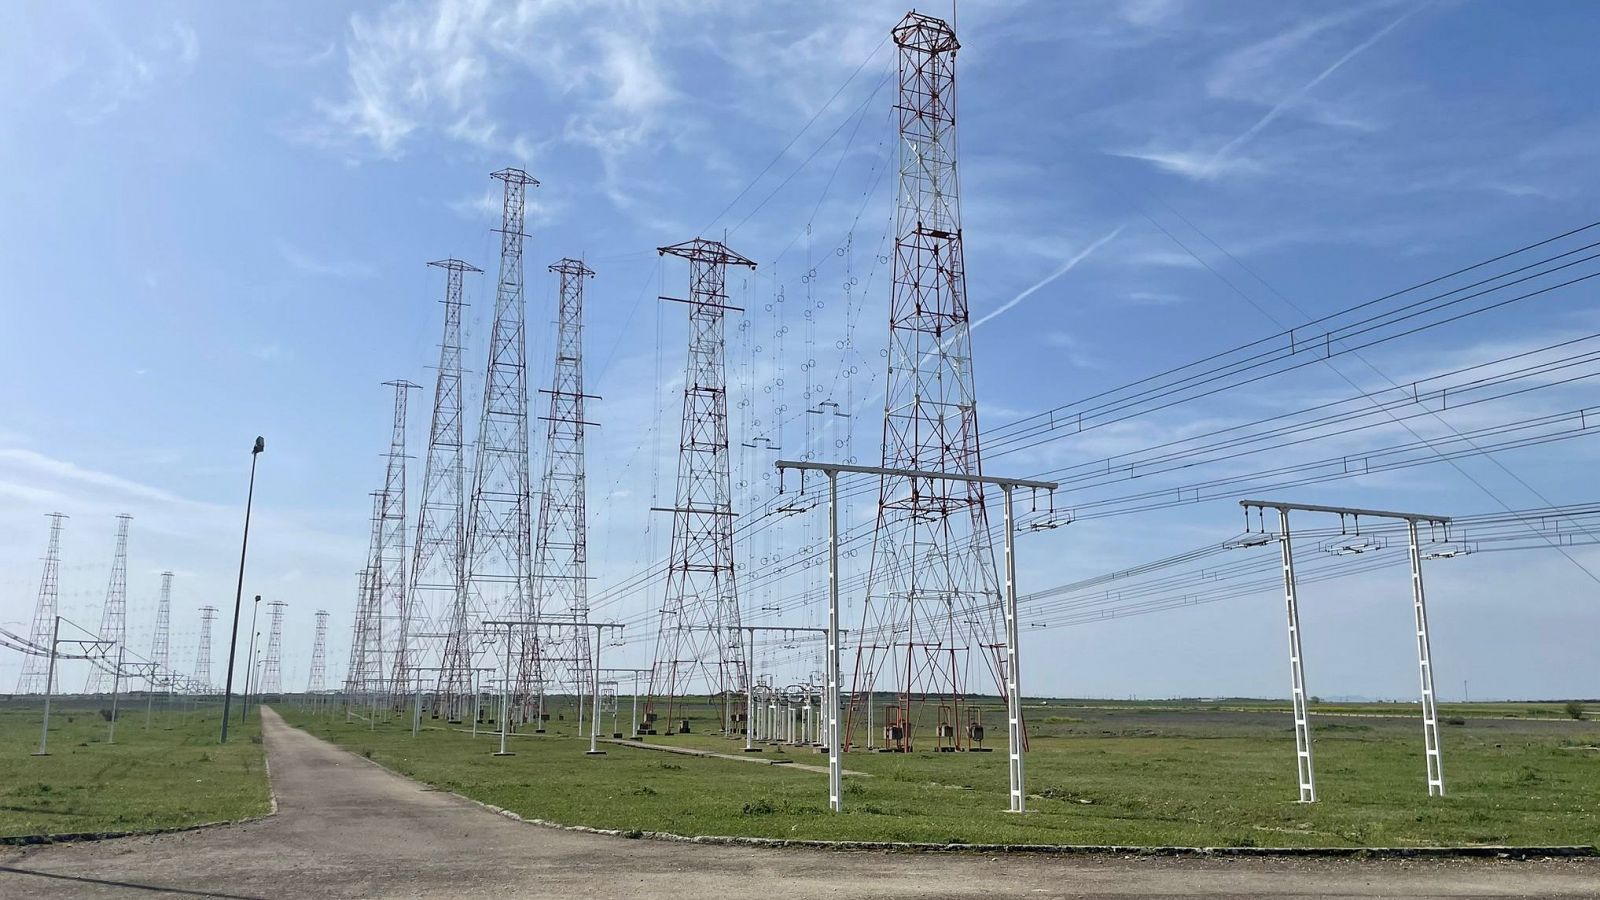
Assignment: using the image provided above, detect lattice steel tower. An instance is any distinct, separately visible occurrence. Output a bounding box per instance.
[381,379,420,703]
[646,239,755,733]
[849,12,1001,752]
[346,491,385,699]
[260,599,287,696]
[306,610,330,694]
[533,258,598,697]
[149,571,174,690]
[195,605,218,692]
[466,168,540,714]
[413,258,478,718]
[85,514,133,694]
[16,513,67,695]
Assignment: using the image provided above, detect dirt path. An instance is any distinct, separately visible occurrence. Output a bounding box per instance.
[0,707,1593,899]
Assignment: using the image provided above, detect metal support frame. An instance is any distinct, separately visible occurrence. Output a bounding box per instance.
[1240,499,1452,799]
[779,459,1055,814]
[486,618,622,756]
[732,625,834,755]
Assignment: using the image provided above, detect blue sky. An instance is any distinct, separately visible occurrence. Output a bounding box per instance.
[2,0,1597,700]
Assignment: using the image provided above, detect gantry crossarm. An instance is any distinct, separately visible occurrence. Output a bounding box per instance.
[775,458,1058,491]
[1239,499,1450,525]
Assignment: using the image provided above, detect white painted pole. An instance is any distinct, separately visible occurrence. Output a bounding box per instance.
[34,616,60,756]
[1408,520,1446,797]
[1002,484,1025,813]
[495,625,514,756]
[1280,509,1316,802]
[827,470,842,812]
[587,627,605,755]
[745,629,757,751]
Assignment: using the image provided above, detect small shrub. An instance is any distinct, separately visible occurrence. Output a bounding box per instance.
[631,786,657,797]
[98,708,117,722]
[742,798,776,816]
[249,734,263,745]
[362,749,374,759]
[1564,701,1585,721]
[1445,717,1466,726]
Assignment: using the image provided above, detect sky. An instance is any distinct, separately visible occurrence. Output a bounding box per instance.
[2,0,1597,701]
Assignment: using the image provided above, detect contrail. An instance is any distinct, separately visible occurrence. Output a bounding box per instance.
[1207,4,1424,174]
[970,225,1126,332]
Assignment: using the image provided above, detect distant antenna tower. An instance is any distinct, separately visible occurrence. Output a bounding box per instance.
[15,512,67,695]
[381,379,419,703]
[646,238,756,733]
[84,514,133,694]
[149,571,174,690]
[533,258,598,699]
[261,600,287,696]
[415,257,478,720]
[850,12,1002,752]
[346,494,385,698]
[306,610,330,694]
[466,167,540,715]
[195,605,218,692]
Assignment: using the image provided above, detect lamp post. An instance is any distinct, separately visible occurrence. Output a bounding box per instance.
[220,436,264,743]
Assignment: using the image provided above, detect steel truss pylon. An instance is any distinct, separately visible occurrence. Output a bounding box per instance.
[533,258,598,705]
[467,168,541,720]
[195,605,218,692]
[346,496,385,700]
[85,515,133,694]
[149,571,174,691]
[15,513,67,695]
[414,257,479,720]
[261,600,287,696]
[381,380,420,704]
[849,11,1003,753]
[306,610,330,694]
[646,238,756,735]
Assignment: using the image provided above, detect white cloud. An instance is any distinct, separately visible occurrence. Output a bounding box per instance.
[278,241,377,280]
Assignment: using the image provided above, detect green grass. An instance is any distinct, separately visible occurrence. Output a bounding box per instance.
[0,699,272,838]
[279,698,1600,848]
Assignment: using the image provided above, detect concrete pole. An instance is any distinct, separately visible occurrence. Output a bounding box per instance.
[33,616,60,756]
[108,643,124,745]
[631,670,640,737]
[412,686,422,737]
[1408,519,1446,797]
[587,627,605,755]
[744,629,759,752]
[1280,509,1316,802]
[1002,484,1025,813]
[827,469,841,812]
[495,625,515,756]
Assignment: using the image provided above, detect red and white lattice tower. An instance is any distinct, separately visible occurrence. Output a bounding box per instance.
[194,605,218,692]
[84,514,133,694]
[412,258,477,719]
[533,259,598,698]
[466,168,540,716]
[15,512,67,695]
[149,571,174,690]
[380,380,419,704]
[848,12,1002,752]
[261,599,287,696]
[646,239,755,734]
[306,610,330,694]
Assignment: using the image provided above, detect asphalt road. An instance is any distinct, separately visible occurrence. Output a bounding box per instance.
[1,707,1594,899]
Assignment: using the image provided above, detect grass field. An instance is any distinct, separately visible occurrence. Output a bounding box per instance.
[0,698,272,838]
[278,697,1600,848]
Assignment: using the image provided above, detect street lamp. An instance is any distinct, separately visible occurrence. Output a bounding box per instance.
[243,614,261,723]
[220,436,264,743]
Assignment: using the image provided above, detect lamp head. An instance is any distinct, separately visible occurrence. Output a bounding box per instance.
[252,436,265,455]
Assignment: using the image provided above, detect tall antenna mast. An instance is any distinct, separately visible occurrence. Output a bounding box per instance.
[261,599,287,696]
[195,605,218,692]
[149,571,174,690]
[850,11,1001,752]
[381,379,420,705]
[15,512,67,695]
[533,258,598,701]
[346,497,384,701]
[467,167,540,719]
[306,609,330,694]
[85,514,133,694]
[646,238,756,734]
[416,257,478,721]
